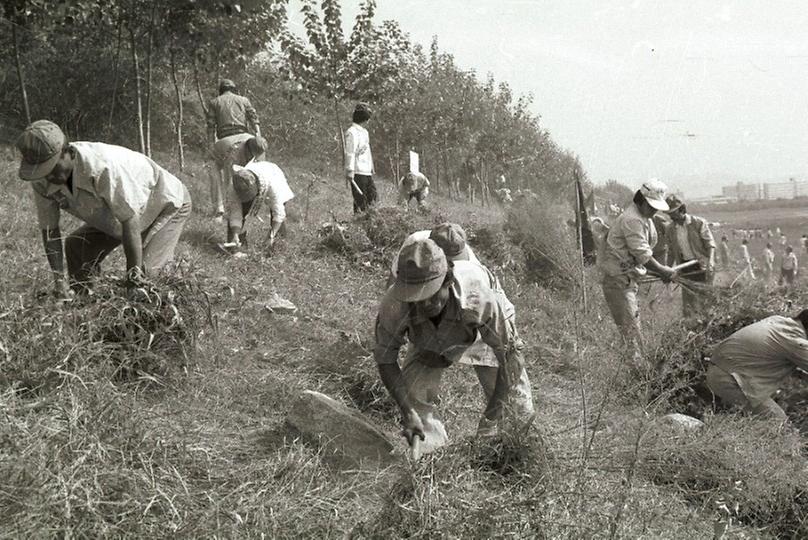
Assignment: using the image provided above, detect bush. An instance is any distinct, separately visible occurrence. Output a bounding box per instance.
[505,196,580,289]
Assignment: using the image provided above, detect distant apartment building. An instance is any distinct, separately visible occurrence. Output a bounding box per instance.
[720,179,808,201]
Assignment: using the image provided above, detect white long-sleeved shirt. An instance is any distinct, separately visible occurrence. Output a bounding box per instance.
[344,123,374,177]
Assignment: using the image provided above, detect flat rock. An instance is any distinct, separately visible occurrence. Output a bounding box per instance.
[286,390,395,467]
[659,413,704,431]
[265,292,297,314]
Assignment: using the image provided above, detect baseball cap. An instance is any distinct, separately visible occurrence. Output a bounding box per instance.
[16,120,66,181]
[664,194,684,213]
[429,222,470,261]
[231,165,259,203]
[639,178,669,211]
[391,239,448,302]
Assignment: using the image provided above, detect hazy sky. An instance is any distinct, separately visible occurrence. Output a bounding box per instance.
[288,1,808,196]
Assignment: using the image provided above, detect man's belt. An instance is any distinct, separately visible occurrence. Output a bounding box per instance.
[217,125,248,139]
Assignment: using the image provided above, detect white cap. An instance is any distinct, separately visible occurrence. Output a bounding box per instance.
[639,178,669,211]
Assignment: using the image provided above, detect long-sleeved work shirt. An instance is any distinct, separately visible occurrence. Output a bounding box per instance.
[599,203,658,279]
[344,123,374,177]
[374,260,516,367]
[31,142,187,238]
[712,316,808,404]
[206,91,259,140]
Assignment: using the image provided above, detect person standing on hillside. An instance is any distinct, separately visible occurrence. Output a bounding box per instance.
[763,243,775,280]
[801,234,808,254]
[344,103,376,213]
[223,162,294,256]
[780,246,798,287]
[663,195,715,318]
[598,179,677,373]
[740,239,756,279]
[207,79,261,220]
[16,120,191,298]
[398,171,430,211]
[374,239,535,454]
[705,310,808,427]
[719,235,731,268]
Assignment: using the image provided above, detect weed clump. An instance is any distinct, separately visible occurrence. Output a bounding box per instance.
[0,273,212,393]
[639,416,808,537]
[505,197,580,289]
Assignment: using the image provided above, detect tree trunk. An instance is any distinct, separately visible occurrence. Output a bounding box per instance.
[12,24,31,125]
[129,26,146,154]
[170,48,185,170]
[107,15,123,137]
[144,2,157,157]
[332,97,345,167]
[193,58,209,116]
[394,132,400,182]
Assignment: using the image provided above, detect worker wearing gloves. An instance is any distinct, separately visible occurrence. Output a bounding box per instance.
[663,194,716,317]
[225,162,294,254]
[374,239,535,454]
[16,120,191,298]
[706,311,808,427]
[598,179,677,372]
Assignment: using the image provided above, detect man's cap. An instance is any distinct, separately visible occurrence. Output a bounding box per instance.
[16,120,65,181]
[219,79,236,92]
[246,136,267,156]
[429,222,469,260]
[232,164,259,203]
[391,239,448,302]
[639,178,669,211]
[664,194,684,213]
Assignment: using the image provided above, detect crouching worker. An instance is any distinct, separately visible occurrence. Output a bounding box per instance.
[388,223,533,427]
[374,239,535,454]
[16,120,191,298]
[399,171,430,210]
[706,310,808,427]
[226,162,294,254]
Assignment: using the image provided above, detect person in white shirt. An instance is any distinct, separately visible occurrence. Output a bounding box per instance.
[16,120,191,298]
[344,103,376,213]
[225,162,294,253]
[398,171,430,210]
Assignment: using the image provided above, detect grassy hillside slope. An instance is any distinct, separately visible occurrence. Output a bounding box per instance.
[1,151,807,538]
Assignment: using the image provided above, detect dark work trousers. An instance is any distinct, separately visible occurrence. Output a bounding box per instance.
[351,174,377,214]
[65,196,192,292]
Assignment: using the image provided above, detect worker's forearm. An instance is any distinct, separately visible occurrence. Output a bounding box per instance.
[645,257,672,274]
[41,227,65,279]
[377,362,415,417]
[120,216,143,275]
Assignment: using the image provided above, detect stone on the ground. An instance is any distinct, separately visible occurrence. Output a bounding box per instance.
[659,413,704,431]
[286,390,395,467]
[265,292,297,314]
